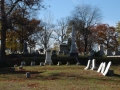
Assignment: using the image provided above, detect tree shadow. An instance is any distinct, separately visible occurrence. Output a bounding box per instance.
[0,67,45,74]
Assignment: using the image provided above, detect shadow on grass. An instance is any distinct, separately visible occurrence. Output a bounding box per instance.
[114,74,120,78]
[0,67,45,74]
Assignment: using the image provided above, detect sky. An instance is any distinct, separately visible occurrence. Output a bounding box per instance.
[38,0,120,27]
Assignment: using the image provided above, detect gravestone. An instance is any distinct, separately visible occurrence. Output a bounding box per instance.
[101,62,106,74]
[103,61,112,76]
[23,42,28,54]
[106,49,113,56]
[115,49,120,55]
[45,48,52,65]
[97,62,103,73]
[52,50,57,57]
[90,50,95,56]
[19,66,23,69]
[59,44,69,55]
[108,70,114,76]
[66,62,70,65]
[76,62,80,65]
[31,61,35,66]
[84,60,91,70]
[90,59,96,70]
[14,64,18,67]
[26,72,30,78]
[98,45,104,56]
[57,61,62,65]
[21,61,26,66]
[40,62,45,66]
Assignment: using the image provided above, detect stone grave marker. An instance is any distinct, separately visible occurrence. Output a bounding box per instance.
[101,62,106,74]
[40,62,45,66]
[23,42,28,54]
[45,48,52,65]
[103,61,112,76]
[26,72,30,78]
[84,60,91,70]
[108,70,114,76]
[97,62,103,73]
[90,50,95,56]
[90,59,96,70]
[31,61,35,66]
[98,45,105,56]
[59,44,69,55]
[76,62,80,65]
[106,49,113,56]
[19,66,23,69]
[66,62,70,65]
[52,50,57,57]
[21,61,26,66]
[57,61,62,65]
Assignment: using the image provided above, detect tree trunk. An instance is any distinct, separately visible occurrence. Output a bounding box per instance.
[0,0,7,62]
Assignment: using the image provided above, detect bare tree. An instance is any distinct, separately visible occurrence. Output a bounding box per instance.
[71,4,102,54]
[33,12,55,52]
[54,18,68,44]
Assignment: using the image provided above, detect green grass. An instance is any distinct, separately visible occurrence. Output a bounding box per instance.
[0,65,120,90]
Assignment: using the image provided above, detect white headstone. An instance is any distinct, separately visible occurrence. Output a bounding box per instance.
[84,60,91,70]
[103,61,112,76]
[101,62,106,74]
[31,61,35,66]
[76,62,80,65]
[66,62,70,65]
[40,62,44,66]
[97,62,103,73]
[45,48,52,64]
[57,61,62,65]
[90,59,96,70]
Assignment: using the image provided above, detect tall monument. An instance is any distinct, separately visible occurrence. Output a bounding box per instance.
[69,22,78,56]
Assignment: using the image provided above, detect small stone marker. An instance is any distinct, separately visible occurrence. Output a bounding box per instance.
[21,61,26,66]
[31,61,35,66]
[84,60,91,70]
[19,66,23,69]
[103,61,112,76]
[66,62,70,65]
[97,62,103,73]
[26,72,30,78]
[14,64,18,67]
[40,62,44,66]
[108,70,114,76]
[57,61,62,65]
[76,62,80,65]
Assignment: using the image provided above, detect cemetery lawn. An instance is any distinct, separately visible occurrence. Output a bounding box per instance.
[0,65,120,90]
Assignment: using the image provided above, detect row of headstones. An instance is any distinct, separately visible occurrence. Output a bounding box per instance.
[19,61,81,67]
[84,59,114,76]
